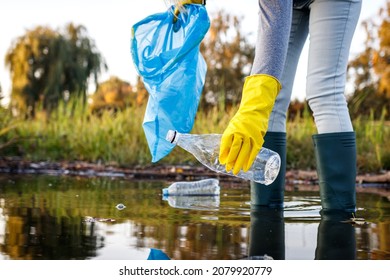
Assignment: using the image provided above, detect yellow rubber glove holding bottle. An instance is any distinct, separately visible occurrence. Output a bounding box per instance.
[219,74,281,175]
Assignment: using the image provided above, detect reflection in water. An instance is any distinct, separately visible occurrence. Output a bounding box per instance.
[162,195,220,210]
[248,207,285,260]
[372,221,390,259]
[315,211,356,260]
[0,174,389,260]
[2,206,104,260]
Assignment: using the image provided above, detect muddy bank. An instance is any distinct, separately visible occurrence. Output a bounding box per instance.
[0,156,389,185]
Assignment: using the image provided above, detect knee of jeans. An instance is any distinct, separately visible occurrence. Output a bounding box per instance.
[306,90,345,116]
[307,94,353,133]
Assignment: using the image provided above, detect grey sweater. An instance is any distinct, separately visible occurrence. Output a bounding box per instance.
[251,0,293,81]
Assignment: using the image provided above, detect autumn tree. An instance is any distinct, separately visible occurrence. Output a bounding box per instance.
[5,23,106,118]
[134,76,148,106]
[374,2,390,98]
[200,11,255,111]
[348,1,390,119]
[90,76,135,114]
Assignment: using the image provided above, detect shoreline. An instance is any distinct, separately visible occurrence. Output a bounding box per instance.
[1,157,389,185]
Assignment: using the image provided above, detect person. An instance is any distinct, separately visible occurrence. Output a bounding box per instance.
[173,0,362,213]
[219,0,362,214]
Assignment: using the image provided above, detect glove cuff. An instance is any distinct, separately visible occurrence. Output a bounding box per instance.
[246,74,282,92]
[174,0,206,22]
[181,0,206,4]
[240,74,281,110]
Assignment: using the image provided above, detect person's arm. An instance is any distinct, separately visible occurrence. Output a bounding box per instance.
[219,0,292,175]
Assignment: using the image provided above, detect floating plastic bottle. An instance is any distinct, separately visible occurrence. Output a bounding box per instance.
[162,178,220,196]
[163,195,220,211]
[166,130,280,185]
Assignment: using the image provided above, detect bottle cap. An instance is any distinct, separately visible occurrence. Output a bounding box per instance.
[162,188,169,196]
[166,130,177,144]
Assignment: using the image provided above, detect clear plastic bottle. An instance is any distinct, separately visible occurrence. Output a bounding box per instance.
[163,195,220,210]
[166,130,280,185]
[162,178,220,196]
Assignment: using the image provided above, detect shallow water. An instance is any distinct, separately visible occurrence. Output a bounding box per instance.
[0,174,389,260]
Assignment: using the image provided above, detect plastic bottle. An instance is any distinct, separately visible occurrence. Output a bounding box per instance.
[162,178,220,196]
[166,130,280,185]
[163,195,220,210]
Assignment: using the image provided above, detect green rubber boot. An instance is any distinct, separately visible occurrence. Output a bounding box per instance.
[250,132,286,209]
[312,132,357,213]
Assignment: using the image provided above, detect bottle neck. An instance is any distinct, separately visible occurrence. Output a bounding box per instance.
[166,130,180,145]
[171,131,180,145]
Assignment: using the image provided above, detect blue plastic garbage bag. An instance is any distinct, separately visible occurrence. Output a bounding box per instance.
[147,248,170,260]
[131,4,210,162]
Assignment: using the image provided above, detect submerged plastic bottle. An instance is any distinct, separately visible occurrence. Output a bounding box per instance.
[162,178,220,196]
[166,130,280,185]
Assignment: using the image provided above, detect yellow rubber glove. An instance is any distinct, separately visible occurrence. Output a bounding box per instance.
[219,74,281,175]
[173,0,206,22]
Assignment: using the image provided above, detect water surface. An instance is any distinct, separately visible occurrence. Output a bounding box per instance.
[0,174,389,260]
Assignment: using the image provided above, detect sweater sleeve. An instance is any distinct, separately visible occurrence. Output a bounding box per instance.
[251,0,293,81]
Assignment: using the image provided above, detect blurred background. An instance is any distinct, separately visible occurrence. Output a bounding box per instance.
[0,0,389,172]
[0,0,389,261]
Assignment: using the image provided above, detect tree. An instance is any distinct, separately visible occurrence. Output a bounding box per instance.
[347,1,390,119]
[5,23,106,118]
[200,11,255,112]
[134,76,148,106]
[374,2,390,98]
[90,76,135,114]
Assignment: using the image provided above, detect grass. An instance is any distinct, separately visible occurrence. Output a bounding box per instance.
[1,102,389,173]
[286,106,317,170]
[354,108,390,172]
[1,101,150,166]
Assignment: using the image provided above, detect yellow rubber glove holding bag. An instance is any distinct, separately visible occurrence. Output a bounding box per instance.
[173,0,206,22]
[219,74,281,175]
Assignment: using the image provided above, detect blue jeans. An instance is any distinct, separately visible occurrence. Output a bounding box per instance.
[267,0,362,133]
